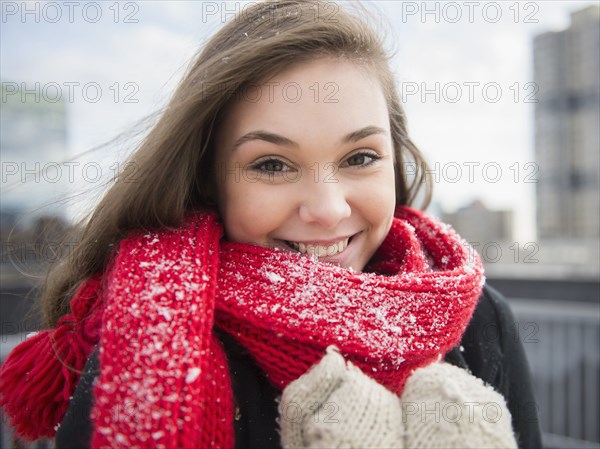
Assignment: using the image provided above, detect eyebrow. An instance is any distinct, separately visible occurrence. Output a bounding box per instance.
[232,126,387,151]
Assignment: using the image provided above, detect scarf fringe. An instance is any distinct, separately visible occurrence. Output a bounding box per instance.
[0,274,103,440]
[0,207,483,445]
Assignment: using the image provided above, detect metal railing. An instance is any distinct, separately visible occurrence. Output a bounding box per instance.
[509,299,600,449]
[1,299,599,449]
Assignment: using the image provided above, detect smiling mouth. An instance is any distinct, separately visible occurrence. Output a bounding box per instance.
[284,236,354,257]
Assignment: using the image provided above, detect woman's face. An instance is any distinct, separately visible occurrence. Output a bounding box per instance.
[215,57,396,271]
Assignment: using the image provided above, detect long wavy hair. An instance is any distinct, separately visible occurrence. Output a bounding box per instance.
[42,0,432,327]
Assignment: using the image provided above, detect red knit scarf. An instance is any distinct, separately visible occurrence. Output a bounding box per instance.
[0,206,484,448]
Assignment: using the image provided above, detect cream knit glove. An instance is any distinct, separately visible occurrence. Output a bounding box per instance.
[400,361,518,449]
[278,346,404,449]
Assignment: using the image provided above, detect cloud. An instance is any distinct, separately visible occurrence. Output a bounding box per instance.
[1,0,597,234]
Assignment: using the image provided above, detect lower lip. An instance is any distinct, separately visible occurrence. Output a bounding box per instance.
[321,233,360,267]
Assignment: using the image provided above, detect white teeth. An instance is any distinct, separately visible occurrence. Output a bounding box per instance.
[286,238,350,257]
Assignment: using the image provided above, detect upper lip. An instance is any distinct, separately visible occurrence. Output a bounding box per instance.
[280,234,357,245]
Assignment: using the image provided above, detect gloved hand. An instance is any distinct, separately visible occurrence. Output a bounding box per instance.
[279,349,518,449]
[400,361,518,449]
[278,346,404,449]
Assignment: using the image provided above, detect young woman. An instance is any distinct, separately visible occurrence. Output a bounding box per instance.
[0,1,541,448]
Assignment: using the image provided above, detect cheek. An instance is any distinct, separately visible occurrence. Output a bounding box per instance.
[220,177,294,243]
[353,169,396,228]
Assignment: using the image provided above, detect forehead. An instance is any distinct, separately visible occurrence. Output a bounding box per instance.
[217,57,389,149]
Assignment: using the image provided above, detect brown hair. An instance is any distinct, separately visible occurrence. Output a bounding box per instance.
[42,0,432,327]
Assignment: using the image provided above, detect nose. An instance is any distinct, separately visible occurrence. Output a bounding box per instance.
[298,177,351,229]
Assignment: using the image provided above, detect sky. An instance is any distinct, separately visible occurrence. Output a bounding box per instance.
[1,0,598,241]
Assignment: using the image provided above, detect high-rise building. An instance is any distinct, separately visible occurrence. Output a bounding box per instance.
[534,6,600,239]
[1,82,69,224]
[442,199,514,247]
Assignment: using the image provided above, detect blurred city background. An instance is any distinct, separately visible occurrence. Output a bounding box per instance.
[1,1,599,448]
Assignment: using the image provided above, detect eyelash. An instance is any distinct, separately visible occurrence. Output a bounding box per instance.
[250,158,295,174]
[249,151,381,175]
[341,151,381,168]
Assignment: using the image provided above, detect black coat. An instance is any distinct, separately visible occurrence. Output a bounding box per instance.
[55,284,542,449]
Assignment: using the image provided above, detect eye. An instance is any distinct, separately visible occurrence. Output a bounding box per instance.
[341,151,381,168]
[249,157,292,174]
